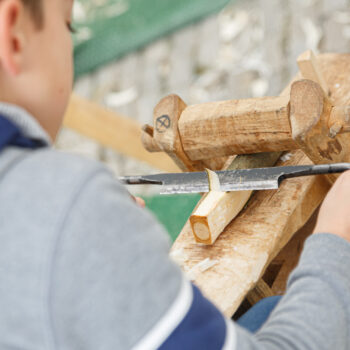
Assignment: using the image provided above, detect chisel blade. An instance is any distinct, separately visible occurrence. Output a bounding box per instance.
[119,163,350,194]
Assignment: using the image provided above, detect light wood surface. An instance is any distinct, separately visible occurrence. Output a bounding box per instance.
[178,95,297,160]
[152,94,205,171]
[63,94,179,172]
[190,152,281,245]
[297,50,329,96]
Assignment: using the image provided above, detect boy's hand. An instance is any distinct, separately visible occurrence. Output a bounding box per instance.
[133,196,145,208]
[314,171,350,242]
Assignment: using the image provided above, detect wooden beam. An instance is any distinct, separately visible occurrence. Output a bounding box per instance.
[63,94,179,172]
[297,50,329,96]
[190,152,281,245]
[177,95,297,161]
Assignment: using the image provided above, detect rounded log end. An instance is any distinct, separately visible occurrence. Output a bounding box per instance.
[290,79,326,140]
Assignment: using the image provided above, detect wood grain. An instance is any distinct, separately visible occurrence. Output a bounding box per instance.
[178,95,297,160]
[297,50,329,96]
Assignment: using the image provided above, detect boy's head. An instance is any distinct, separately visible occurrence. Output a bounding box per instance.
[0,0,74,140]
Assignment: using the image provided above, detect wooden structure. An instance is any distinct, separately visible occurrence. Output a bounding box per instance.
[142,52,350,316]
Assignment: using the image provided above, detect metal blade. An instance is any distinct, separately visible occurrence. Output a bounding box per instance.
[120,167,291,194]
[119,163,350,194]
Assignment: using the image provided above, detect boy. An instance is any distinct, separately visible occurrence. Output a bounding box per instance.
[0,0,350,349]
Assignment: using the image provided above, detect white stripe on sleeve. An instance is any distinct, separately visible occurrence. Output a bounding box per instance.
[131,277,193,350]
[222,318,237,350]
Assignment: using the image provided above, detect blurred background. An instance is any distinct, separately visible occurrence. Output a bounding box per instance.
[56,0,350,239]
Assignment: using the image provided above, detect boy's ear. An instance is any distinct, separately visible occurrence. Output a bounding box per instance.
[0,0,27,75]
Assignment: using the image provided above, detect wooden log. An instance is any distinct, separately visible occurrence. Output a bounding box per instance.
[145,94,230,171]
[151,94,205,171]
[290,79,350,182]
[177,95,297,161]
[63,94,179,173]
[190,152,281,245]
[297,50,329,96]
[171,149,330,316]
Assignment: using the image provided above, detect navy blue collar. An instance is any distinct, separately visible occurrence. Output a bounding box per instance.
[0,113,46,151]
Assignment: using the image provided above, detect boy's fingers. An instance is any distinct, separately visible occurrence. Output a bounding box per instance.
[133,196,145,208]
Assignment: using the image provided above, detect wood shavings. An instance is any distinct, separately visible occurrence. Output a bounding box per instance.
[205,168,221,191]
[186,258,219,281]
[280,152,292,162]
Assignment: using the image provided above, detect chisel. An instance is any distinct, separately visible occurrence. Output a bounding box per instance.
[119,163,350,194]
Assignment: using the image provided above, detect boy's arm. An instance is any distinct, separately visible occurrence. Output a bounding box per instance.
[50,168,350,350]
[236,233,350,349]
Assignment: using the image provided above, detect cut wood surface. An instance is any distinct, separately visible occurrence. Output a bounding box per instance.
[290,78,350,182]
[171,53,350,316]
[63,94,179,172]
[152,94,204,172]
[178,95,297,160]
[145,94,229,171]
[190,152,281,245]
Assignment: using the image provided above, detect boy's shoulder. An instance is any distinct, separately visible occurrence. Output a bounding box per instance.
[0,146,120,205]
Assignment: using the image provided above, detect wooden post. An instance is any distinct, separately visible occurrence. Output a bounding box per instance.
[190,152,281,245]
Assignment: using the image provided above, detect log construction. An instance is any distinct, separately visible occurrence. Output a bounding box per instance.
[169,53,350,316]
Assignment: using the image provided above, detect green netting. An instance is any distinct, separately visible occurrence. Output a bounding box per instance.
[73,0,229,77]
[143,194,201,242]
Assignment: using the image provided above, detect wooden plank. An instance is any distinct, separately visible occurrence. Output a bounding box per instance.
[178,95,297,160]
[172,149,330,316]
[190,152,281,244]
[63,94,179,173]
